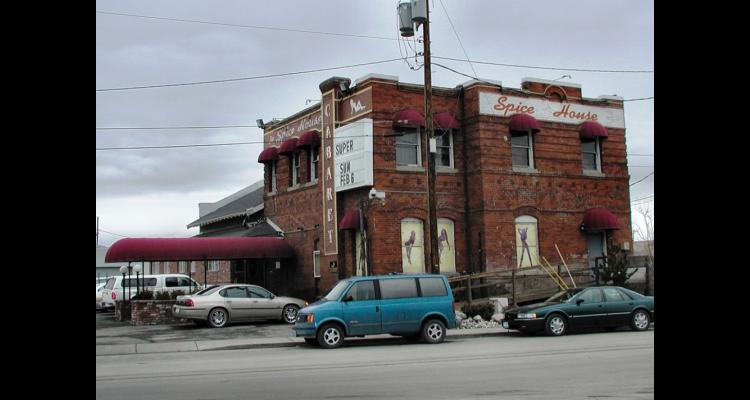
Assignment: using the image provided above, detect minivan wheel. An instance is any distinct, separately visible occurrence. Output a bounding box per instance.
[422,319,446,344]
[545,314,567,336]
[282,305,299,324]
[317,323,344,349]
[630,310,650,331]
[208,308,229,328]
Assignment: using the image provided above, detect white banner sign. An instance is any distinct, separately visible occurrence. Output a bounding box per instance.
[479,92,625,129]
[335,118,373,192]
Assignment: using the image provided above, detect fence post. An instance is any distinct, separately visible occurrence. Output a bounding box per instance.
[467,277,473,306]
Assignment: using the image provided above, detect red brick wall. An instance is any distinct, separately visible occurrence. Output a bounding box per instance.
[262,77,632,298]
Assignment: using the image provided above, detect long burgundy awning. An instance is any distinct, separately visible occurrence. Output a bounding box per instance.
[296,130,321,148]
[105,237,295,262]
[278,138,299,156]
[580,121,609,139]
[394,109,425,128]
[257,147,278,163]
[509,113,541,133]
[581,208,621,231]
[339,210,361,231]
[434,112,460,130]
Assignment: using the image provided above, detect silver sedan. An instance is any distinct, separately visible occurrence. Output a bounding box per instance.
[173,284,308,328]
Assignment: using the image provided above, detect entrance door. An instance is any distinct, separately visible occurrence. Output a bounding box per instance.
[587,232,606,268]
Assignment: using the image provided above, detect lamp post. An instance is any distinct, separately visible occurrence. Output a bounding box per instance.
[119,266,128,304]
[133,264,142,297]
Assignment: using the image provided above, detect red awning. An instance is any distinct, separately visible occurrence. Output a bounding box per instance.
[434,112,459,130]
[339,210,361,230]
[394,109,425,128]
[509,113,540,133]
[580,121,609,139]
[257,147,278,163]
[296,130,321,148]
[278,138,299,156]
[105,237,295,262]
[581,208,621,231]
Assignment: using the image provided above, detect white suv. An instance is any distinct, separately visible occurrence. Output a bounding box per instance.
[100,274,203,310]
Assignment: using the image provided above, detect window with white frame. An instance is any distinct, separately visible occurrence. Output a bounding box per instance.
[435,130,454,168]
[401,218,425,273]
[289,152,300,187]
[511,131,534,168]
[309,146,319,183]
[270,161,277,192]
[581,138,601,171]
[190,261,196,273]
[179,261,187,274]
[396,129,421,166]
[153,262,161,274]
[209,260,220,272]
[313,250,321,278]
[515,215,540,268]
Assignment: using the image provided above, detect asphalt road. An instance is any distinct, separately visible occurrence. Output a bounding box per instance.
[96,329,654,399]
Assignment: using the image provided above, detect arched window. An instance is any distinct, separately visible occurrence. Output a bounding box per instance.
[437,218,456,274]
[515,215,540,268]
[401,218,425,273]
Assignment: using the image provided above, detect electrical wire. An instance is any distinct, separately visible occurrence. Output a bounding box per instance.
[437,0,477,77]
[96,58,404,92]
[630,172,654,187]
[432,55,654,73]
[96,10,397,41]
[630,195,654,203]
[96,125,258,131]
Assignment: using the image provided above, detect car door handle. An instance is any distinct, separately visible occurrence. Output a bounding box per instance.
[375,306,380,312]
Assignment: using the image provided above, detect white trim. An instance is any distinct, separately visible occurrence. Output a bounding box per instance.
[353,73,399,86]
[459,78,503,88]
[312,250,321,278]
[522,77,582,88]
[265,218,285,236]
[597,95,624,101]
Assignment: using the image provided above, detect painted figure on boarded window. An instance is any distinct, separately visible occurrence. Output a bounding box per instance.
[518,227,533,267]
[404,230,416,264]
[438,228,450,258]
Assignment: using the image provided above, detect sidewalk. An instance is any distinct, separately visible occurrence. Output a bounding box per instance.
[96,327,510,356]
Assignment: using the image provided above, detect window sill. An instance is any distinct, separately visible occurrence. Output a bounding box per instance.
[304,180,318,187]
[267,191,278,197]
[396,165,425,173]
[512,167,539,174]
[583,170,605,177]
[287,184,303,192]
[436,167,459,174]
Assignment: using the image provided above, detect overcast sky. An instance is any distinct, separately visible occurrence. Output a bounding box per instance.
[96,0,654,246]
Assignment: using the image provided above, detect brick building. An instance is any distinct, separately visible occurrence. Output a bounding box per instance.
[258,74,632,300]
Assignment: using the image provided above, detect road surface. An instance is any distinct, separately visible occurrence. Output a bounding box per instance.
[96,329,654,399]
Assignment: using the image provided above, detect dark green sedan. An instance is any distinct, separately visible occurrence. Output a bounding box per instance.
[502,286,654,336]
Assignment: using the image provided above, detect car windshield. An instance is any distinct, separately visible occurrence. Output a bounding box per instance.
[546,289,583,303]
[324,280,350,301]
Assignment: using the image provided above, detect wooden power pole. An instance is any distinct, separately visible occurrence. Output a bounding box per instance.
[422,0,440,274]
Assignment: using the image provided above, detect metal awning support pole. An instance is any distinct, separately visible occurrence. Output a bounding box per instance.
[127,262,132,301]
[189,260,193,293]
[204,257,208,287]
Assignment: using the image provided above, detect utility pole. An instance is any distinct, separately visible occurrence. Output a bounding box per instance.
[96,216,99,247]
[422,1,439,275]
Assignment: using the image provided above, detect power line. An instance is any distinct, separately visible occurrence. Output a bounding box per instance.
[432,55,654,73]
[99,229,129,238]
[96,10,397,42]
[629,154,654,156]
[96,125,259,131]
[629,165,655,168]
[630,171,654,187]
[97,141,262,150]
[96,58,404,92]
[623,97,654,102]
[438,0,477,77]
[630,195,654,203]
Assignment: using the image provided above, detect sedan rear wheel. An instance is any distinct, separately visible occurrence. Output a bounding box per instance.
[282,305,299,324]
[545,314,567,336]
[208,308,228,328]
[630,310,650,331]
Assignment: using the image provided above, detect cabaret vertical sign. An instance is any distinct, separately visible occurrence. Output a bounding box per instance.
[321,90,338,255]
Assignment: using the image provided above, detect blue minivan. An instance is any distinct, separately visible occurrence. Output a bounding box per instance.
[294,274,456,348]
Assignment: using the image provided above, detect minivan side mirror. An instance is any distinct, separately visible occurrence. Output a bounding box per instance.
[576,299,585,306]
[343,295,354,302]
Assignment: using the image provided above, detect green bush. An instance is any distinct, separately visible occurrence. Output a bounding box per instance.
[170,290,186,299]
[461,302,495,320]
[132,289,153,300]
[155,291,172,301]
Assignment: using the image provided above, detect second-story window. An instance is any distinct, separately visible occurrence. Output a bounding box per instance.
[581,138,601,172]
[271,161,277,192]
[511,131,534,169]
[396,129,421,167]
[309,146,319,183]
[435,129,454,168]
[290,152,300,187]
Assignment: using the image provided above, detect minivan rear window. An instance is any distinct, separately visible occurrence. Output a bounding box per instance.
[104,278,116,290]
[419,278,447,297]
[379,278,418,299]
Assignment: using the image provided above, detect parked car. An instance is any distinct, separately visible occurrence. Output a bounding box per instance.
[100,274,203,310]
[96,283,106,311]
[294,274,456,349]
[172,284,308,327]
[501,286,654,336]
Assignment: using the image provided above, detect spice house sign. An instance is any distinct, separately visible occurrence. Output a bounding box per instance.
[478,92,625,129]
